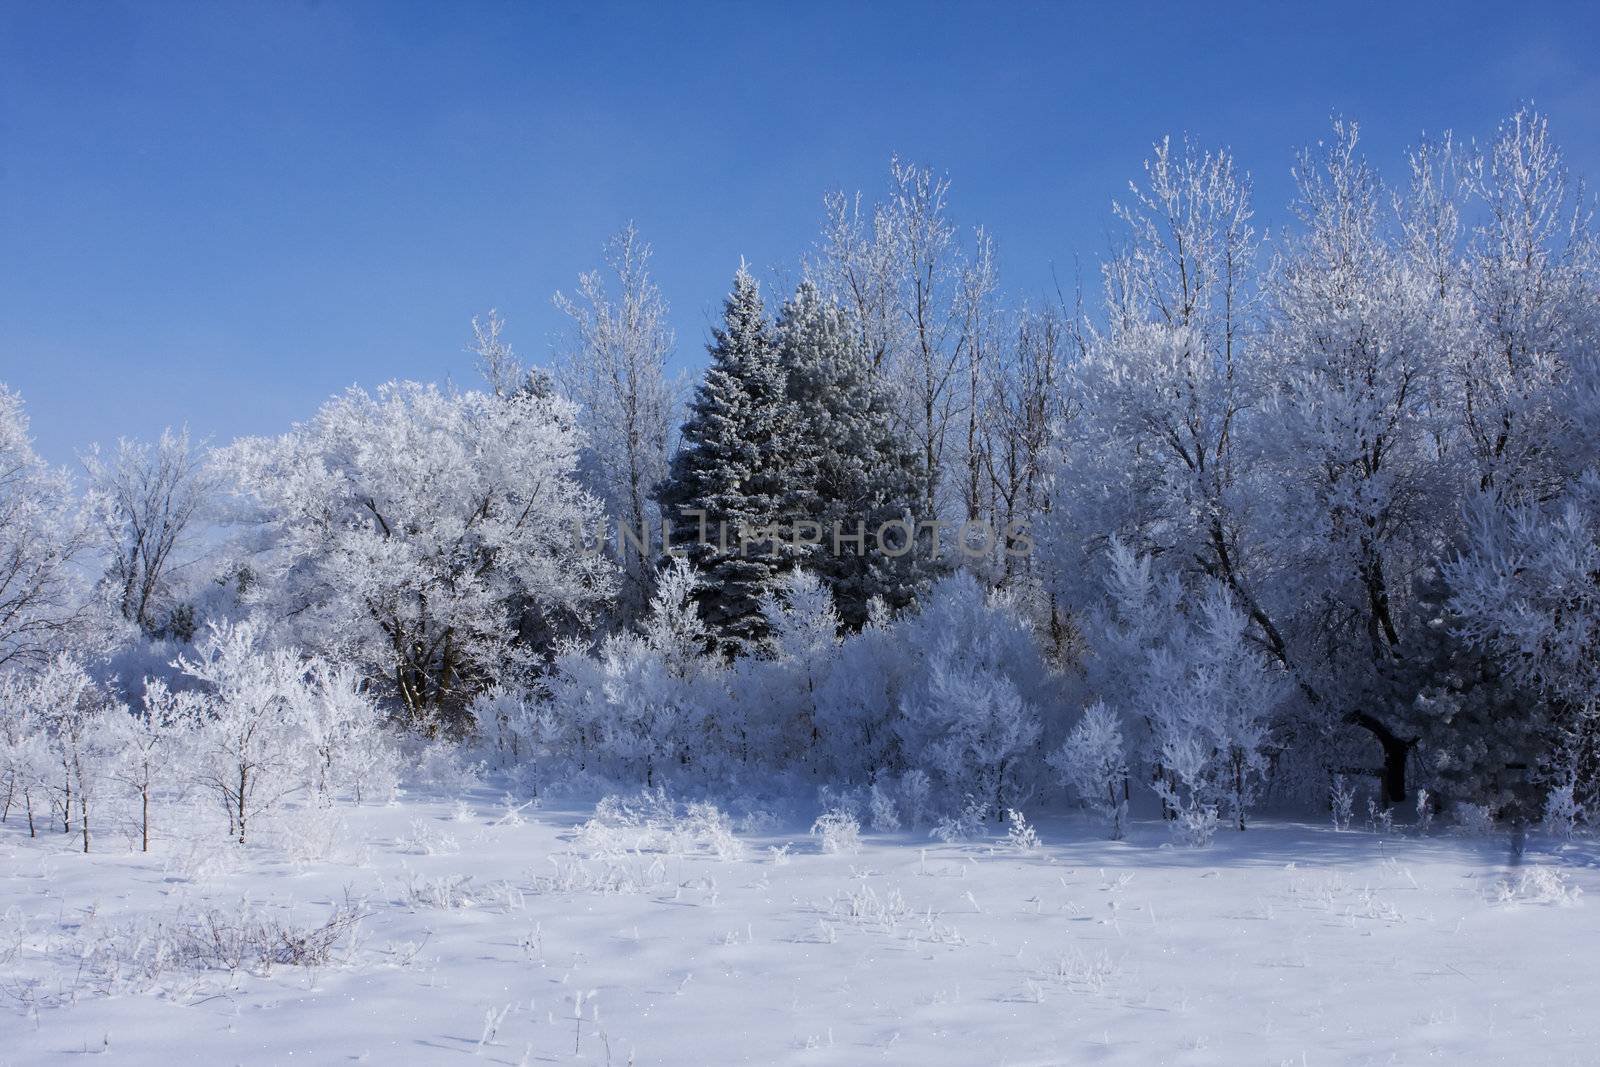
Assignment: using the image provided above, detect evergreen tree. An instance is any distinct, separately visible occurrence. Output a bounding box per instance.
[776,282,928,628]
[658,266,793,653]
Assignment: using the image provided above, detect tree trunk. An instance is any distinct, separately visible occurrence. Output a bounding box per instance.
[238,764,249,844]
[1350,711,1412,805]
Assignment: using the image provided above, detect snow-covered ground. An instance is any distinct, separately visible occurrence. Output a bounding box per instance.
[2,788,1594,1066]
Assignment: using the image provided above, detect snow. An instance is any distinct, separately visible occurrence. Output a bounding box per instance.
[3,789,1595,1065]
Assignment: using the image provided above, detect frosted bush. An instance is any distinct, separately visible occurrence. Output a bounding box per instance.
[579,789,743,860]
[399,869,477,910]
[897,770,933,828]
[1329,774,1356,832]
[810,809,862,854]
[1541,776,1583,838]
[1455,802,1496,835]
[1004,808,1041,852]
[467,685,542,770]
[1167,804,1219,848]
[529,851,669,895]
[1415,788,1434,832]
[930,795,987,843]
[1049,700,1128,839]
[410,741,484,793]
[867,780,901,832]
[1493,865,1582,906]
[397,818,460,856]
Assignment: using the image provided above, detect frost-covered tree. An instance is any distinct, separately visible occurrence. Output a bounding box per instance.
[894,573,1049,817]
[556,225,680,622]
[31,655,109,852]
[809,158,996,518]
[1049,700,1128,839]
[657,266,794,653]
[1457,110,1598,499]
[226,381,613,726]
[1043,137,1267,641]
[1088,541,1284,833]
[177,620,306,843]
[294,660,393,802]
[980,305,1073,587]
[0,386,90,667]
[82,427,218,637]
[107,678,194,851]
[1256,120,1456,801]
[756,569,842,760]
[0,669,50,836]
[775,282,927,626]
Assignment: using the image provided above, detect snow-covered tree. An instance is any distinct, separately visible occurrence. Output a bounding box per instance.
[226,380,613,726]
[1043,137,1267,645]
[0,386,91,667]
[894,573,1049,817]
[658,266,794,653]
[1255,119,1457,801]
[775,282,927,626]
[177,620,309,843]
[1049,700,1128,839]
[31,655,109,852]
[1088,541,1284,834]
[556,224,680,622]
[0,669,51,836]
[809,158,996,519]
[82,427,218,637]
[294,660,394,802]
[106,677,194,851]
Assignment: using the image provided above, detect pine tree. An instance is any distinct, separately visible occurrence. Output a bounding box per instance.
[658,266,793,653]
[776,282,928,628]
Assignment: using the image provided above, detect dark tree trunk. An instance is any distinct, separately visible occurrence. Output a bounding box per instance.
[1350,711,1412,805]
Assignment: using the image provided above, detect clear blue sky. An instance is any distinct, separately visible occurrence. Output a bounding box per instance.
[3,0,1598,467]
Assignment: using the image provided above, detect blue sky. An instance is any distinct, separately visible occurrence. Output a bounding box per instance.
[3,0,1598,467]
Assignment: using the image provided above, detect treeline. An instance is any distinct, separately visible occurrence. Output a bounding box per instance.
[1,109,1596,846]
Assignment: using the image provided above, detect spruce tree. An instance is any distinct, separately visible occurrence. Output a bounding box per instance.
[658,266,794,653]
[776,282,928,628]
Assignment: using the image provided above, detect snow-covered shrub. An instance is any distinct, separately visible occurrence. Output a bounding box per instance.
[579,788,743,860]
[1049,701,1129,839]
[541,565,729,785]
[1455,801,1496,835]
[929,795,988,843]
[0,670,54,837]
[894,575,1050,817]
[1330,774,1356,831]
[1004,808,1041,852]
[29,655,113,852]
[468,685,543,770]
[897,769,933,828]
[1493,865,1582,907]
[176,620,312,844]
[1541,775,1583,838]
[757,570,843,762]
[104,678,194,851]
[1079,545,1285,839]
[1151,725,1220,847]
[867,779,901,832]
[78,896,366,990]
[1415,788,1435,832]
[296,660,396,803]
[810,809,862,854]
[397,817,460,856]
